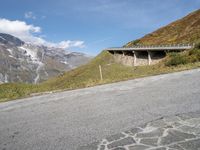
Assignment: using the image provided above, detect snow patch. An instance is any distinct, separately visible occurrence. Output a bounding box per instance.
[61,61,75,69]
[34,62,44,84]
[4,74,8,83]
[19,46,38,61]
[8,55,16,59]
[142,126,157,133]
[61,61,69,65]
[7,49,13,55]
[18,45,46,84]
[0,36,6,41]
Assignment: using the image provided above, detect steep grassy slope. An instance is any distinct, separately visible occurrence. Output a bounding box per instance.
[126,9,200,46]
[42,51,163,90]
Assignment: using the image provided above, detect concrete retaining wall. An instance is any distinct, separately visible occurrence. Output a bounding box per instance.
[111,51,166,66]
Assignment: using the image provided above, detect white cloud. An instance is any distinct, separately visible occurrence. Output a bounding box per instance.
[25,11,36,19]
[56,41,85,49]
[41,15,46,19]
[0,18,85,49]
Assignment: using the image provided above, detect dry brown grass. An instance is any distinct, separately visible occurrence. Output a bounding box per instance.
[126,9,200,46]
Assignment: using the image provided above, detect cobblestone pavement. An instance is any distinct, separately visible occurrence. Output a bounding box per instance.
[78,112,200,150]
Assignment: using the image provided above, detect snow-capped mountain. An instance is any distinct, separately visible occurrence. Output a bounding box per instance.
[0,33,91,84]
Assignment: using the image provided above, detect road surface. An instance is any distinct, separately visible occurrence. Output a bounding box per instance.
[0,69,200,150]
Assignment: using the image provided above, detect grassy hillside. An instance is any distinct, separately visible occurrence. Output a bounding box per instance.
[126,9,200,46]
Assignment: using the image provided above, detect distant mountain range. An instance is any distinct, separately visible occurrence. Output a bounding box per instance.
[126,9,200,46]
[0,33,91,84]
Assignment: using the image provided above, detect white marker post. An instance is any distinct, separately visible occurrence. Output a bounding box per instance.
[99,65,103,81]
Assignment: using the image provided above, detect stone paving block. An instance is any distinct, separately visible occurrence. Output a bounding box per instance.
[128,144,150,150]
[77,142,99,150]
[124,128,142,136]
[168,144,185,150]
[163,125,173,129]
[178,138,200,150]
[150,147,166,150]
[136,128,164,138]
[138,123,148,129]
[178,125,200,134]
[177,114,192,121]
[170,122,182,128]
[112,147,126,150]
[187,112,200,119]
[107,137,135,149]
[164,116,181,123]
[148,119,168,128]
[99,145,105,150]
[140,138,158,146]
[106,133,126,142]
[184,118,200,127]
[159,129,196,145]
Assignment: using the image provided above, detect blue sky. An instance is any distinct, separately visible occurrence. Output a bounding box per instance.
[0,0,200,55]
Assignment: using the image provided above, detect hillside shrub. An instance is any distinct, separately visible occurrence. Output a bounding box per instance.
[188,49,200,62]
[131,39,140,46]
[165,53,188,66]
[195,41,200,49]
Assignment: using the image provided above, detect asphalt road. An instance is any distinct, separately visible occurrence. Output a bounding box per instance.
[1,69,200,150]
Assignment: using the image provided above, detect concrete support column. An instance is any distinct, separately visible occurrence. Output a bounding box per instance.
[133,51,137,66]
[148,51,152,65]
[122,51,125,57]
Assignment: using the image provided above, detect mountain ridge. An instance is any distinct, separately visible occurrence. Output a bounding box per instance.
[0,33,91,84]
[0,33,24,46]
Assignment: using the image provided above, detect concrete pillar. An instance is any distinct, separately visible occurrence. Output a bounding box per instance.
[133,51,137,66]
[148,51,152,65]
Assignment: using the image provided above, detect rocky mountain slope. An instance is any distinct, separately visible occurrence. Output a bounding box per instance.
[126,9,200,46]
[0,33,91,84]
